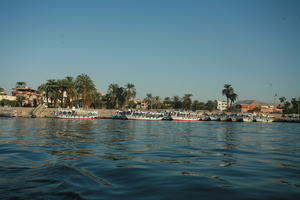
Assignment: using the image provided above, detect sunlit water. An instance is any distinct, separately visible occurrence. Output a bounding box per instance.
[0,118,300,200]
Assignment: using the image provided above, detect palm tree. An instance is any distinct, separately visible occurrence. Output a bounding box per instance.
[116,86,126,109]
[279,96,286,104]
[172,96,182,109]
[90,91,104,109]
[75,74,96,109]
[222,84,233,111]
[144,93,153,109]
[182,94,193,110]
[163,97,172,109]
[153,96,161,109]
[64,76,77,108]
[229,92,238,109]
[16,82,27,88]
[57,79,68,107]
[46,79,60,107]
[125,83,136,106]
[107,83,120,108]
[37,83,48,105]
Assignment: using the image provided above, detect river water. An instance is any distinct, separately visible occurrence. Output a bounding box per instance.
[0,118,300,199]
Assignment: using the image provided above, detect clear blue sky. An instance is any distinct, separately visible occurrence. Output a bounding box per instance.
[1,0,299,102]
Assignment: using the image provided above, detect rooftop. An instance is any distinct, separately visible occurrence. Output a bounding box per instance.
[235,100,272,106]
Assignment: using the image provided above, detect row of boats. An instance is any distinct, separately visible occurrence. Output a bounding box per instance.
[50,109,99,119]
[49,109,274,122]
[0,107,274,123]
[112,110,275,123]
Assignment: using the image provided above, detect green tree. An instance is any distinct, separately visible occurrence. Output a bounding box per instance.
[116,86,126,109]
[279,96,286,104]
[153,96,162,109]
[125,83,136,106]
[182,94,193,110]
[64,76,77,108]
[57,79,68,107]
[163,97,172,109]
[90,91,105,109]
[37,83,48,105]
[229,92,238,108]
[222,84,233,110]
[107,84,119,109]
[75,74,96,109]
[192,100,206,111]
[46,79,60,107]
[205,100,217,111]
[16,96,25,107]
[172,96,182,109]
[15,82,27,88]
[106,84,128,109]
[278,96,286,109]
[144,93,153,109]
[0,87,4,93]
[291,98,300,114]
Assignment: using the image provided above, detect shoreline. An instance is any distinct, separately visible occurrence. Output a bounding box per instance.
[1,107,300,123]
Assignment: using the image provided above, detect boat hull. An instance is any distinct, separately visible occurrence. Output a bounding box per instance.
[126,117,163,121]
[49,116,99,119]
[171,118,200,121]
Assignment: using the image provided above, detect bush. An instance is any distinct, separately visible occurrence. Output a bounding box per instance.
[0,99,18,107]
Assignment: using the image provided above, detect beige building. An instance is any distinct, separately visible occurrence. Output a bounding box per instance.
[0,94,17,101]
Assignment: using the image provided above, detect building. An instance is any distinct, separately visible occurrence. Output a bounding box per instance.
[217,100,228,111]
[12,87,39,106]
[233,100,282,113]
[134,98,148,109]
[0,91,16,101]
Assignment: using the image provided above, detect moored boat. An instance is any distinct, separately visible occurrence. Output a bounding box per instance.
[170,111,200,121]
[241,114,254,122]
[49,108,99,119]
[254,115,274,123]
[125,111,164,121]
[112,110,129,120]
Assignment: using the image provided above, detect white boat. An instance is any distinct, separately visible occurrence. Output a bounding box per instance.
[241,114,253,122]
[219,114,228,121]
[255,115,274,123]
[112,110,129,120]
[230,114,238,122]
[170,112,200,121]
[209,116,217,121]
[125,111,164,121]
[49,108,99,119]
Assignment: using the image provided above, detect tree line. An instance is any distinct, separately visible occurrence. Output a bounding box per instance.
[0,74,219,111]
[4,74,298,113]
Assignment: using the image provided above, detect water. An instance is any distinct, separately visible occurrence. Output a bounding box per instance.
[0,118,300,200]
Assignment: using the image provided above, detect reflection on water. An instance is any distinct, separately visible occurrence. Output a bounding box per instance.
[0,118,300,199]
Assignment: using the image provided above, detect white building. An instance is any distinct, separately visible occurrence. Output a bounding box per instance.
[217,100,228,111]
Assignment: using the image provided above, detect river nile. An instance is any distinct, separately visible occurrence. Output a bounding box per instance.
[0,118,299,199]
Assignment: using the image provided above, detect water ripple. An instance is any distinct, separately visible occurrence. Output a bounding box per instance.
[0,118,300,199]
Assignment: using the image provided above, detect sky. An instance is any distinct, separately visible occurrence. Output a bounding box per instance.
[0,0,299,103]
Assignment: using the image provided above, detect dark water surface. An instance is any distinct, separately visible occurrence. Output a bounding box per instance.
[0,118,300,200]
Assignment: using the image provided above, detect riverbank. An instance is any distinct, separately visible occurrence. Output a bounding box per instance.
[0,107,117,118]
[1,107,300,123]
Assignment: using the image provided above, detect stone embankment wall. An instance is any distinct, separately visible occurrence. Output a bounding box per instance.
[0,107,117,118]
